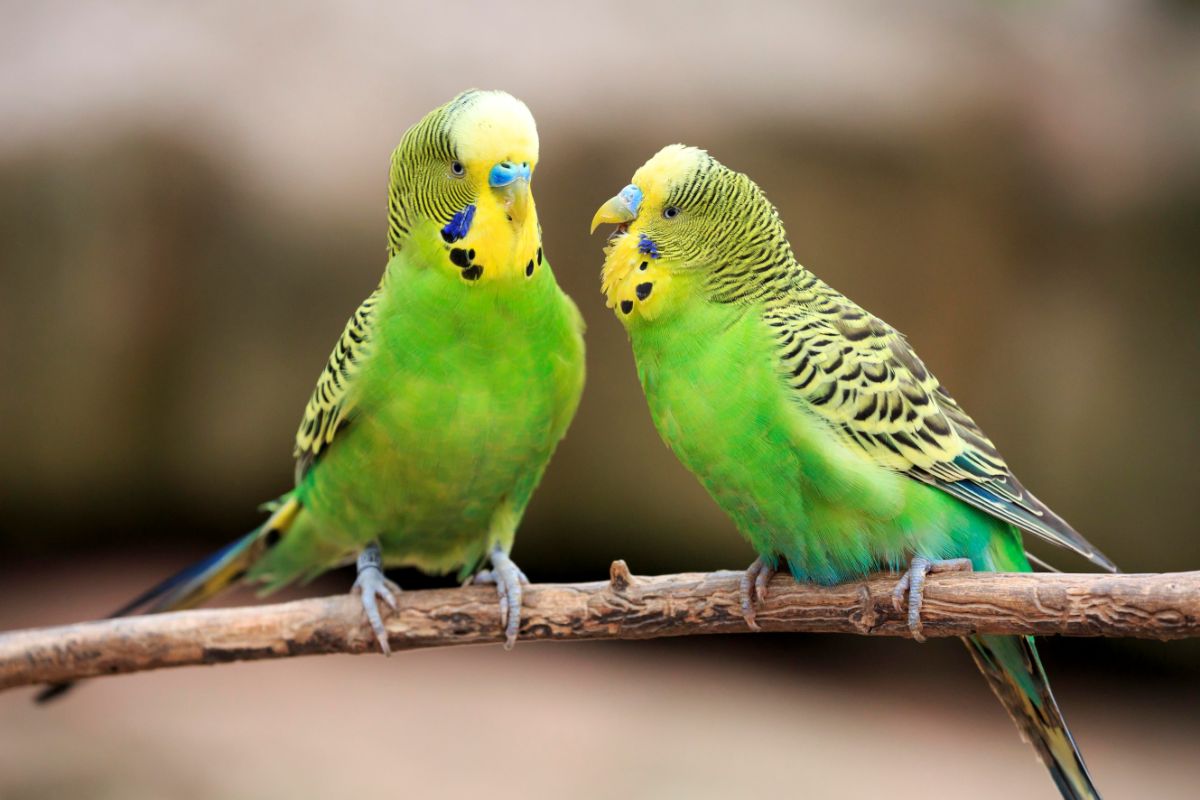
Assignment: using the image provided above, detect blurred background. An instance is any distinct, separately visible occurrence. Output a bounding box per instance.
[2,1,1198,797]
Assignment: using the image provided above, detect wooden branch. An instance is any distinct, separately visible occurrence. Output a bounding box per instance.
[2,563,1198,693]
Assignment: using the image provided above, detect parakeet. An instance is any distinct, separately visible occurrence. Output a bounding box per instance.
[592,144,1114,800]
[39,89,585,701]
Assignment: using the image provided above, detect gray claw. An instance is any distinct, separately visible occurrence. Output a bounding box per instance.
[353,544,401,655]
[740,557,777,631]
[474,546,528,650]
[891,556,973,642]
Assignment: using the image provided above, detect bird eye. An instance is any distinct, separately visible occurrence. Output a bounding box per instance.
[450,161,466,177]
[663,206,680,219]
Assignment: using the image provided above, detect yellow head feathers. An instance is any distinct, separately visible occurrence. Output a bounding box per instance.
[630,144,710,205]
[448,90,539,174]
[386,90,543,283]
[593,143,796,322]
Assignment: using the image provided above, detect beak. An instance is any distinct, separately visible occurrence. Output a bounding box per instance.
[490,161,533,226]
[500,179,531,225]
[590,183,643,234]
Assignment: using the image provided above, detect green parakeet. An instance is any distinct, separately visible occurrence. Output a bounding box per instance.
[592,144,1114,800]
[40,89,585,701]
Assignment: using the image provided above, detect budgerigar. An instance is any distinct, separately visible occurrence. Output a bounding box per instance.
[39,89,585,701]
[592,145,1114,799]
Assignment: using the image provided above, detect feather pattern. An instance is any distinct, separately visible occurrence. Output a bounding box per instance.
[598,144,1106,799]
[294,281,384,482]
[80,89,581,641]
[762,280,1116,571]
[605,144,1113,572]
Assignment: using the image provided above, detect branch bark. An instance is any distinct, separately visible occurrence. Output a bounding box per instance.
[3,563,1198,692]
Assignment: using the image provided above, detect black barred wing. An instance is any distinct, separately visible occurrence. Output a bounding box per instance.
[766,284,1116,571]
[293,285,382,482]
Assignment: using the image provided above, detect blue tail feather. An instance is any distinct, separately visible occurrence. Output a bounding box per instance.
[35,495,300,704]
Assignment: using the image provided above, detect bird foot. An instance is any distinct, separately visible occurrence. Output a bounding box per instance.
[352,544,401,655]
[891,556,973,642]
[739,557,777,631]
[473,546,529,650]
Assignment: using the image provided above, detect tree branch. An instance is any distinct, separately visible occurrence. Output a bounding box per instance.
[2,563,1197,692]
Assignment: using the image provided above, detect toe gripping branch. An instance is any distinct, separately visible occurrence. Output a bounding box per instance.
[473,545,529,651]
[353,544,400,655]
[740,557,777,631]
[892,556,974,642]
[737,554,975,640]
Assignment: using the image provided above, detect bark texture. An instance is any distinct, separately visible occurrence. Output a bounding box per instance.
[3,563,1197,692]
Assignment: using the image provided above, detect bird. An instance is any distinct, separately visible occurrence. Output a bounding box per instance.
[38,89,585,701]
[591,143,1114,799]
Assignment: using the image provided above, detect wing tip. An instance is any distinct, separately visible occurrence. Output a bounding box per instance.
[1085,549,1120,573]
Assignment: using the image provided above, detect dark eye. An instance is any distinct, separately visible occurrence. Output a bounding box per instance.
[450,161,466,177]
[663,206,680,219]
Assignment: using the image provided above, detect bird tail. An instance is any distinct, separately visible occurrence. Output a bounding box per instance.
[35,494,302,704]
[964,634,1100,800]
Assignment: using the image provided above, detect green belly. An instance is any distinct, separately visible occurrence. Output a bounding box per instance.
[632,301,1007,584]
[275,259,582,582]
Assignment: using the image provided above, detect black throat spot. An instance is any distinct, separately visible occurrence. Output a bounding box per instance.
[448,246,483,281]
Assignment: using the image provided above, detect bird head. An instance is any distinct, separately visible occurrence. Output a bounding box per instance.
[591,144,791,324]
[388,90,542,284]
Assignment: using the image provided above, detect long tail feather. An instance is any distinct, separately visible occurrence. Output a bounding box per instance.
[965,634,1100,800]
[35,496,301,704]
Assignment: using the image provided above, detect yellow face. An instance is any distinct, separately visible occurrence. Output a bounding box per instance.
[448,92,542,284]
[389,90,545,285]
[592,145,709,324]
[450,92,539,172]
[598,220,676,323]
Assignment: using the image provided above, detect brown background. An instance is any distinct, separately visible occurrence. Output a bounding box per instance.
[2,2,1198,798]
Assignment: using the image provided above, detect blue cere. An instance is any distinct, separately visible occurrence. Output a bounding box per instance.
[618,183,643,216]
[488,161,532,187]
[638,233,659,258]
[441,203,476,243]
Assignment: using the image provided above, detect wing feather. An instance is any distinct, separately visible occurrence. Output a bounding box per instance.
[768,282,1116,571]
[293,284,383,482]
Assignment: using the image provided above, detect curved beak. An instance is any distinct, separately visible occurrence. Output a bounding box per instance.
[590,183,643,234]
[490,161,533,226]
[500,179,531,225]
